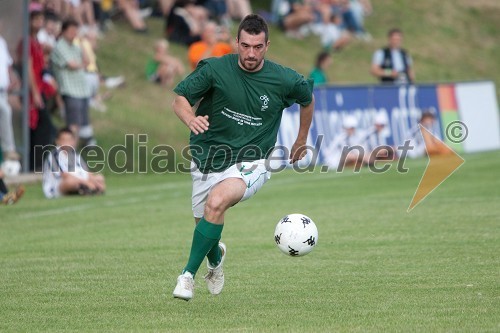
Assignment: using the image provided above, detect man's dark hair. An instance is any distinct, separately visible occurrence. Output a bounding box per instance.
[316,51,331,68]
[420,110,436,122]
[57,127,75,139]
[61,18,79,33]
[237,14,269,42]
[30,10,43,21]
[44,11,60,23]
[388,28,402,37]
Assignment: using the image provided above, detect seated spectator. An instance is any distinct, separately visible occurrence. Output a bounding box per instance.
[334,0,371,40]
[43,127,105,199]
[309,51,332,86]
[116,0,148,33]
[225,0,251,21]
[408,111,451,158]
[0,28,20,162]
[371,28,414,85]
[349,0,372,38]
[277,0,315,39]
[165,0,208,45]
[361,112,397,163]
[322,115,368,169]
[0,170,24,205]
[319,13,351,51]
[188,21,232,70]
[146,40,185,87]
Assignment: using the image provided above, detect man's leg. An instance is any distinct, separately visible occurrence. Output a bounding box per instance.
[173,178,246,300]
[183,177,245,275]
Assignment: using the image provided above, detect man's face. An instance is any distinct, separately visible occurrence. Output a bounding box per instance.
[389,32,403,49]
[56,132,77,151]
[236,30,269,72]
[31,15,44,33]
[64,26,79,42]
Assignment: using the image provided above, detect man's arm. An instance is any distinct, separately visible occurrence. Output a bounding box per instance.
[172,95,209,135]
[289,95,315,163]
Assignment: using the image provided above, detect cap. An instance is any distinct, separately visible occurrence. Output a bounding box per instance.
[374,112,389,125]
[343,115,358,128]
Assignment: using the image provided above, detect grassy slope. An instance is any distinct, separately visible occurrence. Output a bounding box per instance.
[94,0,500,154]
[0,152,498,331]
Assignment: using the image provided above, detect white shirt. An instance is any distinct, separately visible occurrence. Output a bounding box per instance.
[0,36,13,89]
[43,149,89,198]
[372,48,413,73]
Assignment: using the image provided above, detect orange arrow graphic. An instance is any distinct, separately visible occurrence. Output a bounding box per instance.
[408,125,465,212]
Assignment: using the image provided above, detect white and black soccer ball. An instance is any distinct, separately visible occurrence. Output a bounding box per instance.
[274,213,318,257]
[1,160,21,177]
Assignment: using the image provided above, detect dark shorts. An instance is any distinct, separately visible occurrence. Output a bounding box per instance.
[62,96,89,126]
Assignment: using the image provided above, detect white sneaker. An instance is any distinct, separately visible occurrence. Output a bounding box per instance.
[173,272,194,301]
[204,242,226,295]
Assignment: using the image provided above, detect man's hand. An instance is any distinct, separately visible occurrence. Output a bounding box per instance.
[33,91,44,109]
[289,139,308,164]
[188,115,209,135]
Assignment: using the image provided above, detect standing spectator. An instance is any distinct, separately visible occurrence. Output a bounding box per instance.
[17,10,56,172]
[51,18,93,145]
[37,12,61,53]
[309,51,331,86]
[146,40,185,87]
[0,26,20,161]
[371,28,414,84]
[188,21,233,70]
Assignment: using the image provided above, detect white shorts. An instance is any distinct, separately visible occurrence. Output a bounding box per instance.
[191,159,271,218]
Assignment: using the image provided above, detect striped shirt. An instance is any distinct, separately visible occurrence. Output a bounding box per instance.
[51,38,91,98]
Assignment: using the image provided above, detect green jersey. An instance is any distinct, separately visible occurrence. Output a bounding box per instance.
[174,54,313,173]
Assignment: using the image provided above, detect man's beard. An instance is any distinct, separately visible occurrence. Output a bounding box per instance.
[239,56,263,72]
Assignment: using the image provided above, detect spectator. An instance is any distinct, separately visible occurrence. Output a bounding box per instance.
[146,39,185,87]
[322,115,368,169]
[225,0,251,21]
[319,13,351,51]
[349,0,372,38]
[51,18,95,146]
[408,111,451,158]
[0,26,20,162]
[37,12,61,53]
[165,0,208,45]
[188,21,232,70]
[43,127,105,199]
[361,112,397,163]
[116,0,148,33]
[333,0,371,41]
[277,0,315,38]
[371,28,414,84]
[17,10,56,172]
[0,170,24,205]
[309,51,331,86]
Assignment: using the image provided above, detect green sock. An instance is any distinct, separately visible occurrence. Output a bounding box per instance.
[206,241,221,267]
[183,218,223,276]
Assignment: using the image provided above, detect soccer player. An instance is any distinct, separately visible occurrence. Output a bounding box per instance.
[171,14,315,301]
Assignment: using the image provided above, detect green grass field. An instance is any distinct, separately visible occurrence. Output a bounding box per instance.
[1,151,499,332]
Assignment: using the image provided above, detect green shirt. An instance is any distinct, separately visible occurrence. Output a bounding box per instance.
[51,38,90,98]
[174,54,313,173]
[309,67,327,86]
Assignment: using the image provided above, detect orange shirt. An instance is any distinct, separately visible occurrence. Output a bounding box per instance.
[188,41,232,70]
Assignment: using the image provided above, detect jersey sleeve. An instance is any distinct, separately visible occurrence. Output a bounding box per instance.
[173,60,213,106]
[372,49,383,65]
[285,72,314,108]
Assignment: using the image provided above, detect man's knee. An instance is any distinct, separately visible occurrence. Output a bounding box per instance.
[204,193,228,217]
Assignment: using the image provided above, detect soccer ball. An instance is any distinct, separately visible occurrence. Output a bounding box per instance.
[1,160,21,177]
[274,214,318,257]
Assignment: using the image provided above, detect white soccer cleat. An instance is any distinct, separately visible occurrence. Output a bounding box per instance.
[173,272,194,301]
[204,242,226,295]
